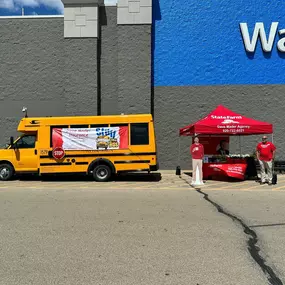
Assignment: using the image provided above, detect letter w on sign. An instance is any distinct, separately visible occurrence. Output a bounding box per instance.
[240,22,279,52]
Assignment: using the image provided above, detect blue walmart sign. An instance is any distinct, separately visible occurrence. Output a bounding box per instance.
[153,0,285,86]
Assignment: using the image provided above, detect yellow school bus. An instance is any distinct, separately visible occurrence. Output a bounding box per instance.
[0,113,158,182]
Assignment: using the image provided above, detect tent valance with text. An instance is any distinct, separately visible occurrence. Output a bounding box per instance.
[179,105,273,136]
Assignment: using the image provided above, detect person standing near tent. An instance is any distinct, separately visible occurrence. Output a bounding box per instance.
[190,136,204,185]
[256,136,276,185]
[217,140,229,155]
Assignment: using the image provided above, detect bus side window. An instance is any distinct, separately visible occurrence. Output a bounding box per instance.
[15,135,36,149]
[130,123,149,145]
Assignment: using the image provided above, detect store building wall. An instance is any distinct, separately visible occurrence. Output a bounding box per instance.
[0,16,98,142]
[0,18,67,143]
[1,0,285,170]
[100,6,151,115]
[153,0,285,169]
[154,85,285,169]
[0,4,151,147]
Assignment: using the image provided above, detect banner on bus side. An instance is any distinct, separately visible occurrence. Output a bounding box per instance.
[52,127,129,150]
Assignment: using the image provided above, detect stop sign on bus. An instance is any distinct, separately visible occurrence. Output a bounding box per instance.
[52,147,65,160]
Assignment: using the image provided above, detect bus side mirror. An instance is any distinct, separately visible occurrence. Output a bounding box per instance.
[10,136,14,147]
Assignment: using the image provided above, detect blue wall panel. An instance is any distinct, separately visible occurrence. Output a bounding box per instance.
[153,0,285,86]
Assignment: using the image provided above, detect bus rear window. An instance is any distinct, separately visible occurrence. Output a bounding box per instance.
[131,123,149,145]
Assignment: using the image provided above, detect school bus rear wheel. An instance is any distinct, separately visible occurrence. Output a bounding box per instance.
[0,163,14,181]
[93,165,112,182]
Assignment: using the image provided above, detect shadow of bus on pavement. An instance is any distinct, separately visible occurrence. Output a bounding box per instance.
[15,172,162,183]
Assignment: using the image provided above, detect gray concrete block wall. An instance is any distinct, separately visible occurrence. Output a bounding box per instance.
[0,8,152,146]
[0,18,65,142]
[100,7,152,115]
[154,85,285,169]
[0,118,21,147]
[0,19,63,102]
[63,38,98,116]
[0,17,98,143]
[117,25,151,114]
[100,6,119,115]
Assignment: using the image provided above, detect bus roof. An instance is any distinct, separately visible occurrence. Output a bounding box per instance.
[17,114,153,132]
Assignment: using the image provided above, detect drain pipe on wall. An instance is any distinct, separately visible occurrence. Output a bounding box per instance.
[97,18,102,116]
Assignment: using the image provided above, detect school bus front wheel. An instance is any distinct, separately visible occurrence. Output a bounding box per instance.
[0,163,14,181]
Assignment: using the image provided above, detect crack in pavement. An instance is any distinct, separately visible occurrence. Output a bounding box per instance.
[179,176,283,285]
[195,188,283,285]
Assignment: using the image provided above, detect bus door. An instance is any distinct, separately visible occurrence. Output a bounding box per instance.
[12,134,39,172]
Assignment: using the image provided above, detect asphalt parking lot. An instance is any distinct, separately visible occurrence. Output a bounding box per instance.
[0,172,285,285]
[197,175,285,191]
[0,171,284,192]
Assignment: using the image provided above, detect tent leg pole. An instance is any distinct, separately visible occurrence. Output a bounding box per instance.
[179,137,181,166]
[176,137,182,176]
[239,135,242,156]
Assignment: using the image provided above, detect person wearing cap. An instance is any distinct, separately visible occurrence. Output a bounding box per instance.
[256,136,276,185]
[190,136,204,185]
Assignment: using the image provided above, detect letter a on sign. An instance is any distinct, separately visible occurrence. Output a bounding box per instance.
[278,29,285,52]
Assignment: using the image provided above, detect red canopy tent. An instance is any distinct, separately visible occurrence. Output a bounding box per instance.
[177,105,273,179]
[179,105,273,136]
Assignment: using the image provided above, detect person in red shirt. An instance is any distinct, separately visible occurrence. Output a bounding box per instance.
[256,135,276,185]
[190,136,204,186]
